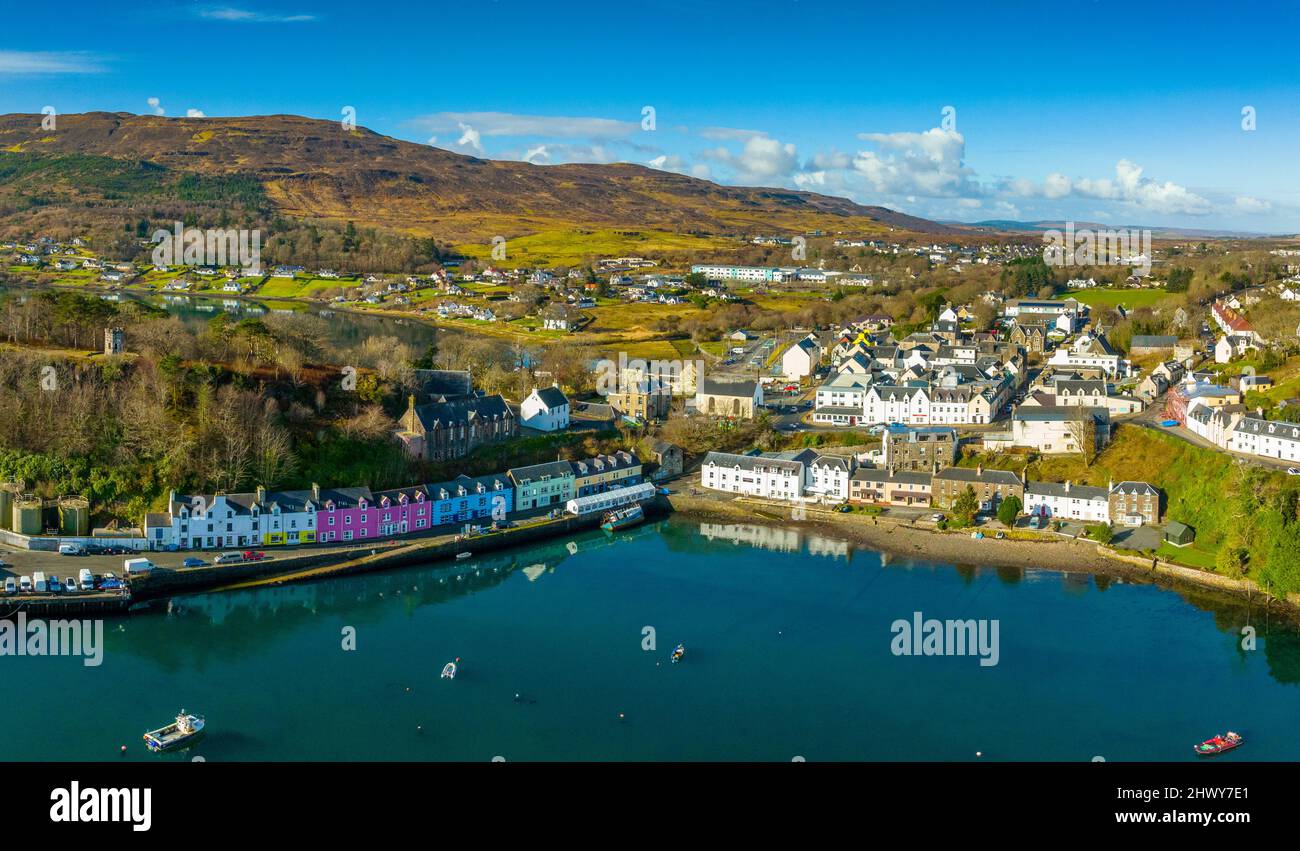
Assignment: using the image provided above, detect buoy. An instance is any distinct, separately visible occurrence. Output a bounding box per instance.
[405,686,411,693]
[417,725,423,733]
[975,751,983,758]
[618,712,626,721]
[120,745,127,754]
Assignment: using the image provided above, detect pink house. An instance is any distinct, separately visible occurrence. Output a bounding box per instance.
[314,486,378,544]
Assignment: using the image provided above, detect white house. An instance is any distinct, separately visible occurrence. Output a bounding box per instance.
[1228,416,1300,462]
[520,385,571,432]
[782,337,820,381]
[806,454,855,503]
[700,449,812,500]
[1024,480,1110,523]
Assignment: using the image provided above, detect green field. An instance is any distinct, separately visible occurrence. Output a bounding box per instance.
[453,228,732,267]
[1066,287,1175,310]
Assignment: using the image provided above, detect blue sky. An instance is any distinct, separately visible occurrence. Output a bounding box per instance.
[2,0,1298,232]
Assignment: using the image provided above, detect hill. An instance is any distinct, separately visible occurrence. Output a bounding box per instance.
[0,112,957,260]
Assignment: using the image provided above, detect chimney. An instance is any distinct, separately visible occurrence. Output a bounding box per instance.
[1108,478,1114,492]
[976,463,983,476]
[1064,480,1071,493]
[256,485,266,505]
[1258,406,1265,417]
[312,482,320,502]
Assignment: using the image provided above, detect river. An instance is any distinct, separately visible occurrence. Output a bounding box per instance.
[2,517,1297,761]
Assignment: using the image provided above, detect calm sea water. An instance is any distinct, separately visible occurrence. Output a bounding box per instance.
[4,516,1298,761]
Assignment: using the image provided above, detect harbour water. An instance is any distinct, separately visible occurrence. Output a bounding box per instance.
[3,516,1299,761]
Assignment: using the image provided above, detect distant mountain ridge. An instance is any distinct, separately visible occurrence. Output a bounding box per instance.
[0,112,960,248]
[953,219,1283,240]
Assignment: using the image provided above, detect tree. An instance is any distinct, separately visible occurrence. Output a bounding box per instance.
[1089,523,1114,544]
[996,495,1022,527]
[1067,409,1099,467]
[952,485,979,527]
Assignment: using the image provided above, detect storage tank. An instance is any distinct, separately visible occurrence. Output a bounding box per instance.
[58,496,90,537]
[13,494,43,536]
[0,482,20,531]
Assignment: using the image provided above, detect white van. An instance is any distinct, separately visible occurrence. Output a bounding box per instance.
[32,571,48,593]
[123,557,155,575]
[78,568,94,591]
[19,575,33,593]
[3,577,14,595]
[58,543,84,556]
[215,552,244,565]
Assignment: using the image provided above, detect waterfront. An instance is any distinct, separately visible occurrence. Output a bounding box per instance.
[3,516,1299,761]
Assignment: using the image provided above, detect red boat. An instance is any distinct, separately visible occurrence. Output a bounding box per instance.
[1194,731,1243,756]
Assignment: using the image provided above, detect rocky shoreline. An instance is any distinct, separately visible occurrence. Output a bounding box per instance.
[667,492,1300,622]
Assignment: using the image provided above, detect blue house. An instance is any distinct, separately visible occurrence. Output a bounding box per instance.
[425,473,514,526]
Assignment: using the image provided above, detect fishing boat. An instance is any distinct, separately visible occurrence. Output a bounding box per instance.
[441,659,458,679]
[601,504,644,532]
[1194,731,1243,756]
[143,711,205,753]
[671,643,685,664]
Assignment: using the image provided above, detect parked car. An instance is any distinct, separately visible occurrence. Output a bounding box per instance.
[78,568,94,591]
[19,575,32,593]
[215,552,244,565]
[1028,516,1042,529]
[1288,468,1300,476]
[99,577,124,591]
[242,551,266,561]
[82,544,107,555]
[48,576,63,593]
[64,577,77,593]
[3,577,15,594]
[182,557,206,568]
[930,513,945,522]
[57,543,85,556]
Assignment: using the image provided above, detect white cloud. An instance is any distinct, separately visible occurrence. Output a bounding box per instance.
[147,97,165,116]
[698,126,767,141]
[1072,159,1212,215]
[1235,195,1272,214]
[454,122,484,156]
[186,109,206,118]
[198,7,316,23]
[412,111,639,139]
[851,128,978,198]
[523,145,550,164]
[0,51,104,75]
[704,134,799,184]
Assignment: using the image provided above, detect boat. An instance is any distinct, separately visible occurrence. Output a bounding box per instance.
[441,658,459,679]
[455,552,472,560]
[671,643,685,663]
[1194,731,1243,756]
[601,504,645,532]
[143,711,205,753]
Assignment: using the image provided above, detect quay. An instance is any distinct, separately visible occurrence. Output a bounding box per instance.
[0,497,670,617]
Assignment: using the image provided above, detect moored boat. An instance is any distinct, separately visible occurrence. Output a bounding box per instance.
[601,504,644,532]
[144,711,205,753]
[671,643,685,663]
[1194,731,1243,756]
[441,658,459,679]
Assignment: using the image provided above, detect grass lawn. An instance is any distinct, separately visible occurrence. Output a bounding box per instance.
[1157,542,1217,569]
[452,228,732,267]
[1066,288,1176,310]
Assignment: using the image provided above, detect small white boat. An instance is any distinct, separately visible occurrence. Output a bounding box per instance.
[441,660,458,679]
[455,552,472,560]
[143,711,205,753]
